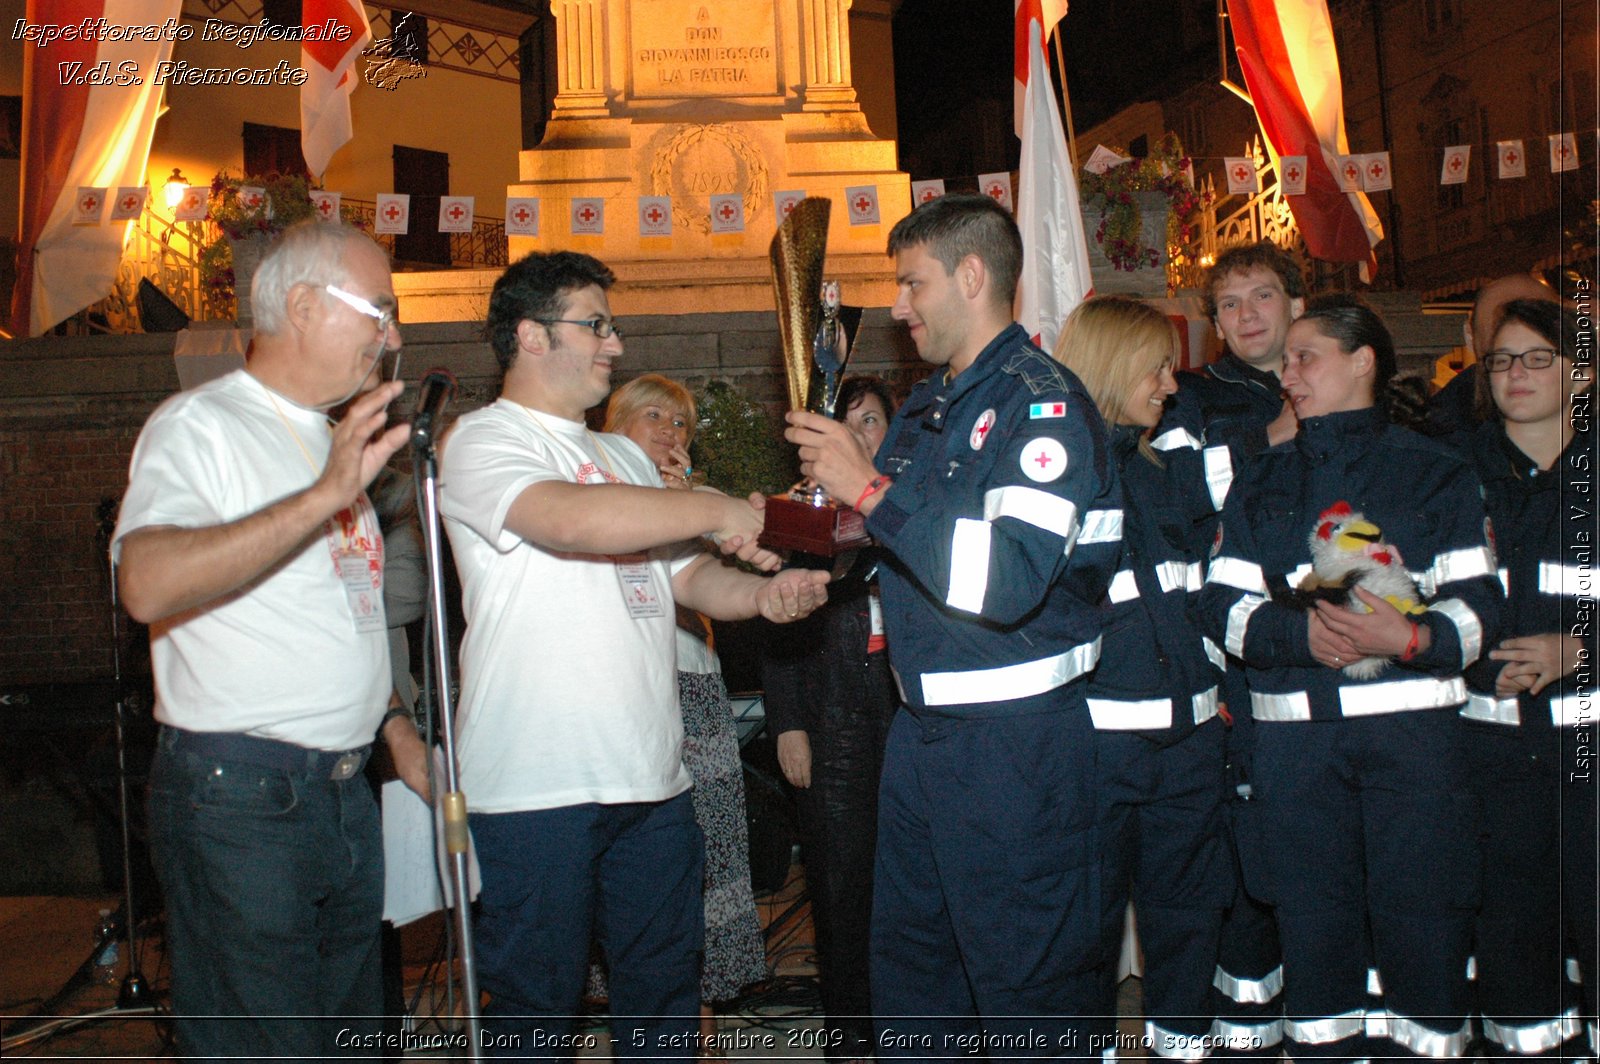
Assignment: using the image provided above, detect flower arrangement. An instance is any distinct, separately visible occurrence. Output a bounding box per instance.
[1080,133,1209,272]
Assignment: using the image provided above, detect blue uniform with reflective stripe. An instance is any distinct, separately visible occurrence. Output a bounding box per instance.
[864,323,1120,1053]
[1198,406,1499,1061]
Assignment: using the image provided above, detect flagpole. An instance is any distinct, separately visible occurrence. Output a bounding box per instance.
[1051,30,1079,172]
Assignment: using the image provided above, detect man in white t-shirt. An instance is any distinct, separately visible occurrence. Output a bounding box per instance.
[441,250,828,1057]
[114,222,427,1059]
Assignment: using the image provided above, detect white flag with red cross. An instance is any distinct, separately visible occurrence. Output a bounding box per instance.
[911,179,945,205]
[1333,156,1362,192]
[300,0,372,177]
[772,190,804,222]
[1440,145,1470,186]
[1497,140,1526,179]
[505,197,540,236]
[173,186,209,222]
[238,185,267,217]
[1225,158,1260,195]
[1549,133,1578,173]
[109,187,148,222]
[638,196,672,237]
[571,198,605,235]
[374,194,410,235]
[438,196,474,233]
[1360,152,1392,192]
[1278,156,1308,195]
[978,172,1013,210]
[845,185,880,226]
[709,193,745,234]
[309,190,342,222]
[72,188,107,226]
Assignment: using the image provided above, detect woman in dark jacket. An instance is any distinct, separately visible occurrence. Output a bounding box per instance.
[761,376,899,1063]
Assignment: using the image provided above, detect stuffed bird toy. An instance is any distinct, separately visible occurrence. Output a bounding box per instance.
[1280,501,1426,680]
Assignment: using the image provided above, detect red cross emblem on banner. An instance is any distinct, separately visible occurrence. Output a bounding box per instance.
[1233,165,1250,183]
[579,206,596,223]
[920,187,938,203]
[121,195,139,211]
[779,199,795,217]
[1448,154,1464,172]
[986,183,1004,200]
[80,194,98,212]
[512,206,531,224]
[1556,142,1572,160]
[183,192,201,211]
[243,193,261,208]
[1367,160,1386,180]
[646,206,663,224]
[1285,165,1302,183]
[384,203,402,221]
[319,199,336,217]
[1503,148,1519,165]
[854,195,872,214]
[718,202,735,221]
[447,204,465,221]
[1343,163,1359,182]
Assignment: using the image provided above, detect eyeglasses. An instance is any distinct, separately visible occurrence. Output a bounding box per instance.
[324,284,402,384]
[539,317,623,339]
[1483,347,1558,373]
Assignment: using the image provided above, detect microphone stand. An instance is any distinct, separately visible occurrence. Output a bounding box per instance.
[411,424,482,1056]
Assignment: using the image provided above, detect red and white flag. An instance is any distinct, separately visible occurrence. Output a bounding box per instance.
[438,196,474,233]
[845,185,880,226]
[9,0,182,336]
[72,187,106,226]
[1227,0,1381,277]
[1278,155,1308,195]
[173,186,209,222]
[709,193,745,234]
[1014,0,1091,353]
[300,0,372,178]
[505,197,540,236]
[1549,133,1578,173]
[309,190,342,222]
[572,198,605,235]
[1012,0,1070,134]
[772,190,805,221]
[1440,145,1470,185]
[1334,155,1362,192]
[109,186,147,222]
[1360,151,1392,192]
[911,179,946,205]
[374,193,410,234]
[638,196,671,237]
[978,172,1013,211]
[1225,157,1260,195]
[1497,140,1525,179]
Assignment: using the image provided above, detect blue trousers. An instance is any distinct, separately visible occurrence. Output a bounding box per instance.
[147,727,384,1062]
[871,706,1112,1060]
[469,793,704,1062]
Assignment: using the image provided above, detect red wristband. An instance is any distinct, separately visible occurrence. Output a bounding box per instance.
[1399,621,1420,662]
[854,475,891,511]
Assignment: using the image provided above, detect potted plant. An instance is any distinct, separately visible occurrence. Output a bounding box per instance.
[1080,133,1209,294]
[199,172,325,325]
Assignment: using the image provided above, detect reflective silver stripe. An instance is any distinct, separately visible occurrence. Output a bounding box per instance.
[1467,954,1477,981]
[1339,676,1467,716]
[1540,561,1591,597]
[1226,595,1266,657]
[1252,689,1312,721]
[1210,1018,1283,1049]
[1145,1022,1211,1061]
[1552,693,1591,728]
[1366,1010,1390,1040]
[1368,967,1384,996]
[1412,568,1437,597]
[1108,569,1139,603]
[1284,1011,1365,1045]
[1432,545,1497,585]
[1202,636,1226,671]
[946,518,991,613]
[1212,963,1284,1004]
[1157,559,1195,593]
[1387,1012,1471,1057]
[1568,957,1583,985]
[918,638,1101,707]
[1152,426,1201,451]
[1498,567,1510,593]
[1203,444,1234,510]
[1462,692,1521,725]
[1208,556,1266,593]
[1088,696,1173,730]
[1193,686,1220,724]
[1429,597,1483,665]
[1078,508,1124,545]
[1482,1009,1582,1054]
[984,484,1080,540]
[1287,561,1314,588]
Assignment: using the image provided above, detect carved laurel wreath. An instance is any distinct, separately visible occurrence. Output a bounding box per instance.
[648,124,771,235]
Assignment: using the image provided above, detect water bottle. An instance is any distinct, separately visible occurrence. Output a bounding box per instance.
[93,908,119,985]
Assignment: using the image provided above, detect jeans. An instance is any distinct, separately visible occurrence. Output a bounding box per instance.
[147,726,384,1062]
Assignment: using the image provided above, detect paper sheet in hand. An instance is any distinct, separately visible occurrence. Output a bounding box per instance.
[381,751,481,927]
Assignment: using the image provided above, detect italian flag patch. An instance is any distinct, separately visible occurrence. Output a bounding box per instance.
[1029,401,1066,419]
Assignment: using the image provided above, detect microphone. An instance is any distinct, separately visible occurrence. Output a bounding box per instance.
[410,368,457,448]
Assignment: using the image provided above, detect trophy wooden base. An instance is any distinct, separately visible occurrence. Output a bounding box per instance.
[758,490,872,556]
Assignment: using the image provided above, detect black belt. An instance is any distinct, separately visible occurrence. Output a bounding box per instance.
[160,726,370,781]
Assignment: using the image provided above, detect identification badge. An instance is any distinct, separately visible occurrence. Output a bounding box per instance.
[616,559,666,618]
[868,585,885,637]
[337,551,386,633]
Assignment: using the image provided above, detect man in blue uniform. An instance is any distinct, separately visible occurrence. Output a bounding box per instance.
[787,194,1121,1055]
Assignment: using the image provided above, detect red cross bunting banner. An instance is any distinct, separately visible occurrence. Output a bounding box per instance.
[571,197,605,235]
[1440,145,1470,186]
[505,197,540,237]
[1226,0,1381,277]
[1224,157,1260,195]
[309,190,342,222]
[72,187,106,226]
[1083,144,1130,175]
[772,190,804,222]
[238,185,267,215]
[173,186,209,222]
[638,196,672,237]
[300,0,372,177]
[1549,133,1578,173]
[1497,140,1526,179]
[978,172,1013,211]
[109,187,147,222]
[845,185,881,226]
[438,196,475,233]
[374,193,410,235]
[911,179,946,205]
[1360,151,1392,192]
[9,0,182,336]
[1334,155,1362,193]
[709,193,745,234]
[1278,155,1308,195]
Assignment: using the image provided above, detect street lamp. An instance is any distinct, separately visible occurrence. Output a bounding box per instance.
[163,168,188,210]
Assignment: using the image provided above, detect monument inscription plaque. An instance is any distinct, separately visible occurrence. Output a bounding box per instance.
[630,0,780,98]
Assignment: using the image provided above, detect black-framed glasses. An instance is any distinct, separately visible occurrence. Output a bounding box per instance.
[540,317,623,339]
[1483,347,1558,373]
